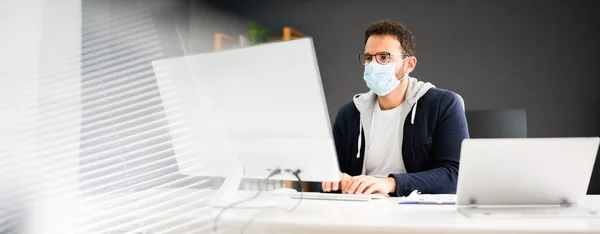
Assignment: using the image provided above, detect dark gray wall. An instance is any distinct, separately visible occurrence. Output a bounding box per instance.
[211,0,600,193]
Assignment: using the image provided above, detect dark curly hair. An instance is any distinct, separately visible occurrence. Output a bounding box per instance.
[364,20,416,56]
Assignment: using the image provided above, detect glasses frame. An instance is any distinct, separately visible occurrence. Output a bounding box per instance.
[357,52,411,65]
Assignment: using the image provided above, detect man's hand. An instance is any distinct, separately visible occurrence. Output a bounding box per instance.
[343,175,396,194]
[322,173,351,192]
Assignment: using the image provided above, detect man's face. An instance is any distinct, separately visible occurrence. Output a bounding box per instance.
[364,35,416,79]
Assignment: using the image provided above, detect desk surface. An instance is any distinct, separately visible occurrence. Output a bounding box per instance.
[222,192,600,234]
[70,189,600,234]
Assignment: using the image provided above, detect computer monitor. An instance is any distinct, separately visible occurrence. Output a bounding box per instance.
[152,38,340,206]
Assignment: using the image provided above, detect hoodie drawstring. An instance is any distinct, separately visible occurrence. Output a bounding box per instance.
[357,120,362,158]
[411,100,418,124]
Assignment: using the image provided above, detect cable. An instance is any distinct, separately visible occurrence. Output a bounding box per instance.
[240,169,303,234]
[286,169,304,212]
[213,168,281,234]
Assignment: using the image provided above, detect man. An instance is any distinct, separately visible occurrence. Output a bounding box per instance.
[322,20,469,196]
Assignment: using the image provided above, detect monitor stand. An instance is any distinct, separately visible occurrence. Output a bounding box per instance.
[206,160,278,208]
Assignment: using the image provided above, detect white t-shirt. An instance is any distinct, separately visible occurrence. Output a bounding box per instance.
[364,100,408,177]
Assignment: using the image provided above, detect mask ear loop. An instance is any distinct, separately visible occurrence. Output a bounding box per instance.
[396,55,411,81]
[403,54,415,75]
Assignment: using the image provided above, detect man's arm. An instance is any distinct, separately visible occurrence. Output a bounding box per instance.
[388,91,469,196]
[332,108,346,161]
[321,108,348,192]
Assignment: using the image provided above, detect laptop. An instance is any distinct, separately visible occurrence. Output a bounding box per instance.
[456,137,600,218]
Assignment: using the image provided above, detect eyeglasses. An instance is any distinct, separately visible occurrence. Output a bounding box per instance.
[357,52,411,65]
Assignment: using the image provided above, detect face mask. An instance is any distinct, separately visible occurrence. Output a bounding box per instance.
[363,62,406,96]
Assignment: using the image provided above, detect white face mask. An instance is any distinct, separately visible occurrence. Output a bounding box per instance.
[363,60,406,96]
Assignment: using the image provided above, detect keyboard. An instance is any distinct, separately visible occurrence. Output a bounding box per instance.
[288,192,387,202]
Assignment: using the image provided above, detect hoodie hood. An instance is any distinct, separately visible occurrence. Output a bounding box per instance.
[351,77,435,161]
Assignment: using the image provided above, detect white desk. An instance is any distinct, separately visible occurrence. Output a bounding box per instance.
[68,189,600,234]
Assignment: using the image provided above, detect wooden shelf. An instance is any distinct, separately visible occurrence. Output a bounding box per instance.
[268,27,306,42]
[214,33,238,51]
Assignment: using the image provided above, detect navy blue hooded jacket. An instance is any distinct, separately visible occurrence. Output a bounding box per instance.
[332,79,469,197]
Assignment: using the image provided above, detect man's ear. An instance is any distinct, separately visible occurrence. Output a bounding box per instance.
[407,56,417,73]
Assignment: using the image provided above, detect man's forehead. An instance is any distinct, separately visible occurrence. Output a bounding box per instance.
[364,46,403,54]
[364,35,403,53]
